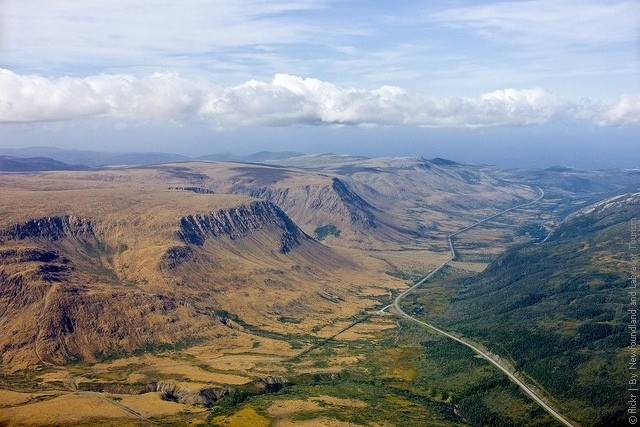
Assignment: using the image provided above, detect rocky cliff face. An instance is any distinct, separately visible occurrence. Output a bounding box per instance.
[241,178,377,230]
[178,200,306,253]
[330,178,377,229]
[0,215,96,241]
[215,177,396,247]
[0,196,342,369]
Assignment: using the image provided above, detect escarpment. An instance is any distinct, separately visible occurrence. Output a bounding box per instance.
[330,178,377,229]
[241,178,378,230]
[0,191,359,370]
[214,178,392,247]
[0,215,96,241]
[178,200,306,253]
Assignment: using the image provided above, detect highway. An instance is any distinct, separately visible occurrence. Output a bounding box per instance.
[381,187,576,427]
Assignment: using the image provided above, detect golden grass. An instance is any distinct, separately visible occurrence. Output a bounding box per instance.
[267,398,325,418]
[0,389,58,407]
[313,395,368,408]
[90,353,252,385]
[0,393,132,425]
[378,348,420,382]
[273,418,362,427]
[263,395,368,427]
[36,369,72,385]
[212,405,271,427]
[149,361,251,385]
[332,317,397,340]
[116,392,206,418]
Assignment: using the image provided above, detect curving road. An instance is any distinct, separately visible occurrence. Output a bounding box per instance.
[381,187,576,427]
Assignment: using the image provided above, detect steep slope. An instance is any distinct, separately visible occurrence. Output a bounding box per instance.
[427,192,639,426]
[268,154,539,229]
[13,158,537,251]
[0,183,374,371]
[161,162,418,247]
[171,158,537,249]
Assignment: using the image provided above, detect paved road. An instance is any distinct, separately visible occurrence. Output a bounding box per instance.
[382,187,576,427]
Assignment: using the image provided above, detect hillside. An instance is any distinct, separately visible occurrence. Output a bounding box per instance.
[0,179,381,371]
[230,155,539,247]
[420,192,639,426]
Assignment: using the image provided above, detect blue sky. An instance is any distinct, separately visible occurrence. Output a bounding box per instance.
[1,0,639,167]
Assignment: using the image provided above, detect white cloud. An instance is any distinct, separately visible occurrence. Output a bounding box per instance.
[0,69,638,128]
[574,95,640,127]
[1,0,637,101]
[0,69,204,123]
[201,75,570,128]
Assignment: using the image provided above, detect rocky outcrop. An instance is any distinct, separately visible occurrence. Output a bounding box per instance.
[331,178,377,229]
[149,376,287,406]
[0,216,95,241]
[148,381,218,405]
[169,186,215,194]
[160,246,196,270]
[239,179,379,231]
[253,375,287,392]
[178,201,306,253]
[0,248,72,310]
[0,248,65,263]
[224,177,383,244]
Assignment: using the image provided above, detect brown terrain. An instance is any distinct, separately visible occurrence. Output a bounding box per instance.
[0,156,537,425]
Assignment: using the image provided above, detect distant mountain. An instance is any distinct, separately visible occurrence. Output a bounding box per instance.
[0,155,87,171]
[262,152,371,168]
[198,151,305,163]
[268,153,468,172]
[0,147,189,167]
[544,165,577,173]
[0,147,307,168]
[426,192,640,426]
[502,165,640,198]
[194,155,537,248]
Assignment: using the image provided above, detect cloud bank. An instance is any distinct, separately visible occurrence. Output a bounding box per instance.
[1,69,637,128]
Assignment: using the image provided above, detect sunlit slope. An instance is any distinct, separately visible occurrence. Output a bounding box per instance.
[0,183,379,371]
[267,154,539,235]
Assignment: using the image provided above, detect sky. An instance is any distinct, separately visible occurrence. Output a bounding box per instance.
[1,0,639,168]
